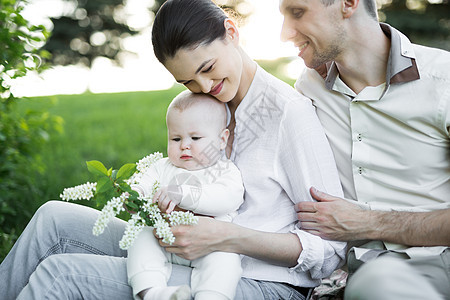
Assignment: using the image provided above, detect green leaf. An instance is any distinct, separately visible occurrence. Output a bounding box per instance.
[118,182,133,194]
[126,201,139,210]
[107,167,113,177]
[86,160,109,177]
[96,177,113,194]
[116,163,136,180]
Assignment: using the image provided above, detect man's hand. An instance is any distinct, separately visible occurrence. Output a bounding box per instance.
[296,187,372,241]
[298,187,450,247]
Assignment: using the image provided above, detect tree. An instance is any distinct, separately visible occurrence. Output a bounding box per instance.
[379,0,450,50]
[0,0,61,261]
[44,0,250,67]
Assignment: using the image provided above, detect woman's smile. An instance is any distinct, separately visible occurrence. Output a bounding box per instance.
[210,80,224,96]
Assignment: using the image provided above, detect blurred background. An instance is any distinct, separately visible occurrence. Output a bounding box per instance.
[1,0,449,261]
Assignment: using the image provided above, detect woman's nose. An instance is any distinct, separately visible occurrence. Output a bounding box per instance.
[197,77,212,93]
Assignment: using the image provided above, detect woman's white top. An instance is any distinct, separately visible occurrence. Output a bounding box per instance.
[229,65,346,287]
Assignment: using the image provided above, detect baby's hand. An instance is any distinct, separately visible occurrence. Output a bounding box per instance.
[153,185,183,214]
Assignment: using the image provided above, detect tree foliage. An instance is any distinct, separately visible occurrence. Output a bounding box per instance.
[44,0,250,67]
[0,0,62,261]
[379,0,449,50]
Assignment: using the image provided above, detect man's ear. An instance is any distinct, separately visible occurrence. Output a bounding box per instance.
[342,0,360,18]
[224,18,240,45]
[220,128,230,150]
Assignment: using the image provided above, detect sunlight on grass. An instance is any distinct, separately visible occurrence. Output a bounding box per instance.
[20,86,186,204]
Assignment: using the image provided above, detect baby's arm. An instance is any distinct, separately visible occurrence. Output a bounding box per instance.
[155,161,244,216]
[179,161,244,216]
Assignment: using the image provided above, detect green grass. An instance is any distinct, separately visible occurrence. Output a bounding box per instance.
[21,85,186,205]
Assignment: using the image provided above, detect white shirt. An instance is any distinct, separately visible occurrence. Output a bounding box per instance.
[296,23,450,257]
[229,66,346,287]
[133,157,244,221]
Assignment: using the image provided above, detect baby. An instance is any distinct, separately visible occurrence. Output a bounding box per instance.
[127,90,244,300]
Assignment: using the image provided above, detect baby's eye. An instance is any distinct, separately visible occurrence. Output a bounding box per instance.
[172,138,181,142]
[192,137,202,141]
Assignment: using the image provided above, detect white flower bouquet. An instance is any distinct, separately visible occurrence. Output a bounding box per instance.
[60,152,198,250]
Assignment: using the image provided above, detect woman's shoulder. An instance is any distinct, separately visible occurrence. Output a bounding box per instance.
[256,65,313,106]
[253,67,312,112]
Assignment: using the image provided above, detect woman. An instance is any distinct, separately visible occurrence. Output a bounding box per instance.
[0,0,345,299]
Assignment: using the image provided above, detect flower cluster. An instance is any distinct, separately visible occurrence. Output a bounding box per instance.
[92,192,128,236]
[60,182,97,201]
[127,152,164,186]
[169,211,198,227]
[61,152,198,250]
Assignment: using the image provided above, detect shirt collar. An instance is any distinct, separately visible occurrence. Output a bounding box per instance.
[316,23,420,91]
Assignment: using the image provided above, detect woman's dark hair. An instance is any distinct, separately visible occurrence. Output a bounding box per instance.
[152,0,228,64]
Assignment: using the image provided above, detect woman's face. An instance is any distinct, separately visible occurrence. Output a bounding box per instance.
[164,38,243,104]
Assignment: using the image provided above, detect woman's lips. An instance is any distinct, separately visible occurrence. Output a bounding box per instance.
[210,80,224,96]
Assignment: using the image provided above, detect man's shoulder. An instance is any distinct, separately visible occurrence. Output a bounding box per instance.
[295,65,328,96]
[412,44,450,81]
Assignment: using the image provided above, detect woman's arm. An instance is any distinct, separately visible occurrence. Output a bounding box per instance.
[297,187,450,246]
[159,217,302,267]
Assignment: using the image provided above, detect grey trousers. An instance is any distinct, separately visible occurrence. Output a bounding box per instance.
[345,243,450,300]
[0,201,308,300]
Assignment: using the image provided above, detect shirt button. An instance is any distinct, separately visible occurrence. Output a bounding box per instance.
[357,134,362,141]
[358,167,363,175]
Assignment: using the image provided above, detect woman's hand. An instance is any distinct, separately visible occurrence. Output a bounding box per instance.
[154,217,302,267]
[156,217,226,260]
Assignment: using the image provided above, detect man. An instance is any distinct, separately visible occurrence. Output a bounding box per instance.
[279,0,450,298]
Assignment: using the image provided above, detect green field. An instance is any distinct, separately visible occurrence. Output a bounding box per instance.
[24,85,186,207]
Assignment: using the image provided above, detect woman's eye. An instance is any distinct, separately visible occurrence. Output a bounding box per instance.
[203,65,213,73]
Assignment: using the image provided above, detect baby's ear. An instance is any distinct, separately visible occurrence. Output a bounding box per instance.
[220,128,230,150]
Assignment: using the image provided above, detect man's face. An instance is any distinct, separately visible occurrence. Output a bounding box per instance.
[279,0,346,68]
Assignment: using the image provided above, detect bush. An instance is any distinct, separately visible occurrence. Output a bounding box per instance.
[0,0,61,261]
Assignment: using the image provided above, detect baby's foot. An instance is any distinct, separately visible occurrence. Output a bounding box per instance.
[144,285,191,300]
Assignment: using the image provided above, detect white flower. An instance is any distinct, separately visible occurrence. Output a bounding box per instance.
[154,219,175,245]
[169,211,199,226]
[92,193,128,236]
[60,182,97,201]
[136,152,163,173]
[119,214,145,249]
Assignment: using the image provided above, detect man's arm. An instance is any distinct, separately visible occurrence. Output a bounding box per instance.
[159,217,302,267]
[295,187,450,246]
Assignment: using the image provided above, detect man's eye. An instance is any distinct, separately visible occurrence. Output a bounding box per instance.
[192,137,202,141]
[292,8,304,18]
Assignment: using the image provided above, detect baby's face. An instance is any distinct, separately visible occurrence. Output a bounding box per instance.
[167,105,226,171]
